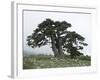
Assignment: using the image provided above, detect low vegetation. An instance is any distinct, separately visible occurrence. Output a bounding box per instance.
[23,54,91,69]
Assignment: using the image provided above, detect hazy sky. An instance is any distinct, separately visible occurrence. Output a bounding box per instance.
[23,10,92,56]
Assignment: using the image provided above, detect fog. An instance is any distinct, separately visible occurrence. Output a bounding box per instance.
[23,10,92,56]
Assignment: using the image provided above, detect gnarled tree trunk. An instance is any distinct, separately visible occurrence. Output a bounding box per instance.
[51,35,59,57]
[57,31,64,58]
[51,32,64,58]
[58,37,64,58]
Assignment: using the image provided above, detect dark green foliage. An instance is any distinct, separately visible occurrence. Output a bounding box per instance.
[27,18,88,58]
[63,31,88,58]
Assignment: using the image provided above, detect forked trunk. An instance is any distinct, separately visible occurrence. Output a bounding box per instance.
[57,31,64,58]
[58,38,64,58]
[51,35,59,57]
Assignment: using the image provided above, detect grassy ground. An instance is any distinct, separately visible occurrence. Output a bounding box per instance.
[23,54,91,69]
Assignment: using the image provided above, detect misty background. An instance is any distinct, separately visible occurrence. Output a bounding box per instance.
[23,10,92,56]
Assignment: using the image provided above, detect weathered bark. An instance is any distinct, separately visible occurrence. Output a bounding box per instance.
[51,32,64,58]
[58,37,64,58]
[57,31,64,58]
[51,35,59,57]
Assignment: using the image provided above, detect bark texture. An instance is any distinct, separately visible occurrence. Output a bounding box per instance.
[51,35,58,57]
[51,33,64,58]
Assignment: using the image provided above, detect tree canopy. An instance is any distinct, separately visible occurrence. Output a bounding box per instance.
[27,18,88,58]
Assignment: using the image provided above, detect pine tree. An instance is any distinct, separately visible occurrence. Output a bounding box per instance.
[27,18,88,58]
